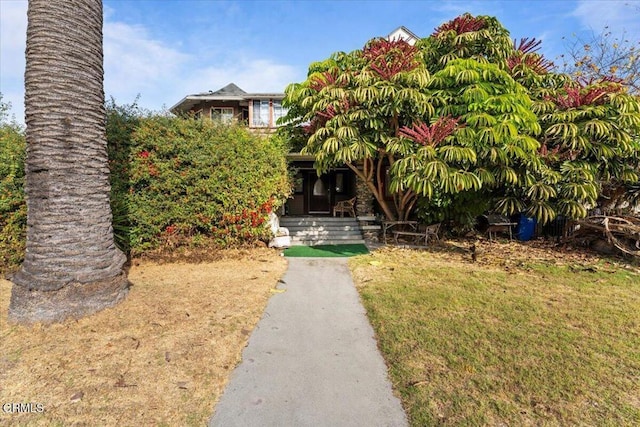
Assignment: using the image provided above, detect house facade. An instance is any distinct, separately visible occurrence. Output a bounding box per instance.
[170,27,419,218]
[170,83,358,216]
[387,26,419,45]
[170,83,287,132]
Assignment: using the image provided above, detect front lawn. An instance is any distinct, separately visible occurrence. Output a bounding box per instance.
[350,242,640,426]
[0,248,287,426]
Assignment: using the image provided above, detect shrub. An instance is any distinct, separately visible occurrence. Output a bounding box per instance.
[105,98,144,252]
[1,99,292,270]
[0,122,26,272]
[125,116,291,254]
[415,190,492,235]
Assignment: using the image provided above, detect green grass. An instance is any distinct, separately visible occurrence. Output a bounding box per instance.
[284,244,369,257]
[350,248,640,426]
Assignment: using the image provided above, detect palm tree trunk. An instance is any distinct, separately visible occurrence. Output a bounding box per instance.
[9,0,128,323]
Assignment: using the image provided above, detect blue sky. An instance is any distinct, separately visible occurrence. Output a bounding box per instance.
[1,0,639,125]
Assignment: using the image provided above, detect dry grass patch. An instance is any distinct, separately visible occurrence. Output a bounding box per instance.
[0,248,287,426]
[350,241,640,426]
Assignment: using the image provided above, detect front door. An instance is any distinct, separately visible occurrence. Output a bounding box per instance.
[308,172,331,214]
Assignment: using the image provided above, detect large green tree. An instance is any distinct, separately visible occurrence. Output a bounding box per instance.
[391,58,544,217]
[283,13,640,224]
[283,38,431,220]
[538,77,640,216]
[283,14,543,221]
[9,0,128,323]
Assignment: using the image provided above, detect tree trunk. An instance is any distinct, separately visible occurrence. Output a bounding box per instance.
[9,0,128,323]
[347,160,397,220]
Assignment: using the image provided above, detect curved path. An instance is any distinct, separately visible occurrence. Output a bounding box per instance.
[209,257,407,427]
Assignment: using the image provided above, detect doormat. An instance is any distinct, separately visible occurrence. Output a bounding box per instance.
[283,244,370,258]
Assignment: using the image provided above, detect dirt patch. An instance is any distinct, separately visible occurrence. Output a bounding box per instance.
[394,236,639,271]
[357,237,640,290]
[0,248,287,426]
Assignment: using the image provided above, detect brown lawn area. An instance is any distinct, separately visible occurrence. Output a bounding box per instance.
[0,248,287,426]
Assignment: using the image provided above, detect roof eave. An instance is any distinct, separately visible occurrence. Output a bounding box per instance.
[169,96,192,114]
[246,93,285,99]
[170,95,247,114]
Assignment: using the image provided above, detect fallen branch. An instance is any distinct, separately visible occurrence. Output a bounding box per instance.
[569,215,640,257]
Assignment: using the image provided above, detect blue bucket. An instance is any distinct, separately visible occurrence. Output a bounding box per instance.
[516,215,536,241]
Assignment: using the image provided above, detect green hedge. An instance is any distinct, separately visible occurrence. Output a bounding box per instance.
[121,116,291,254]
[0,102,292,272]
[0,122,26,270]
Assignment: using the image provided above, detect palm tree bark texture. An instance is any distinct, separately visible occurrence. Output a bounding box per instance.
[9,0,128,323]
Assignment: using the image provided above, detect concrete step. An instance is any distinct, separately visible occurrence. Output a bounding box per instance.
[280,216,365,246]
[285,225,362,233]
[360,225,381,230]
[280,218,359,226]
[289,231,363,238]
[290,238,366,246]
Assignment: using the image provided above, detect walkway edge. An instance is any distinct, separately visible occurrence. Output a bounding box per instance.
[209,257,407,427]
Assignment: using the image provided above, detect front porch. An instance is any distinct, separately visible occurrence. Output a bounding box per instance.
[281,155,382,245]
[285,168,356,216]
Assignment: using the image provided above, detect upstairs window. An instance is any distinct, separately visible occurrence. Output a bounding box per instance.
[252,100,270,127]
[210,107,234,122]
[273,100,288,125]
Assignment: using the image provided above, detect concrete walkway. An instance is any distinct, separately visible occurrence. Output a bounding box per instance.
[209,257,408,427]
